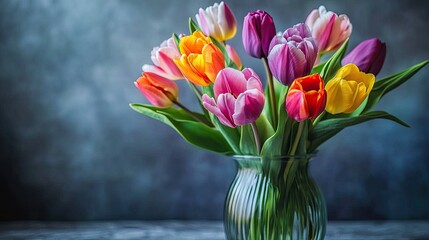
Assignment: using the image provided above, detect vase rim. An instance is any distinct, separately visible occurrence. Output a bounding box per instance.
[231,154,316,161]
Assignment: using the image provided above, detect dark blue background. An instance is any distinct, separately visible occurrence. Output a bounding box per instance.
[1,0,428,220]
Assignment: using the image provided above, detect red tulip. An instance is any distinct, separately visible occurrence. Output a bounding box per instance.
[286,74,326,122]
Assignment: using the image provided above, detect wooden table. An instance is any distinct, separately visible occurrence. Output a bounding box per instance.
[1,221,428,239]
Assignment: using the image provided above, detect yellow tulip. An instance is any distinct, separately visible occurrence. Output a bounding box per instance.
[174,31,225,86]
[325,64,375,114]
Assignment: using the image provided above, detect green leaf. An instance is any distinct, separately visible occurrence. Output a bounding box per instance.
[172,33,181,54]
[239,125,258,155]
[260,87,292,157]
[186,81,211,121]
[130,104,233,154]
[309,111,410,152]
[255,113,275,145]
[362,60,429,113]
[310,61,327,75]
[262,78,287,130]
[188,18,201,33]
[320,38,349,82]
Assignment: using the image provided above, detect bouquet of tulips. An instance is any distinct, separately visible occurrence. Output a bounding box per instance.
[131,2,428,158]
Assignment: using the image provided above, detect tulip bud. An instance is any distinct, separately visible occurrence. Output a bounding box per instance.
[196,1,237,42]
[134,72,179,108]
[174,31,225,86]
[325,64,375,114]
[267,23,318,86]
[286,73,326,122]
[342,38,386,76]
[242,10,276,59]
[305,6,352,53]
[142,37,183,80]
[202,68,265,128]
[225,44,242,69]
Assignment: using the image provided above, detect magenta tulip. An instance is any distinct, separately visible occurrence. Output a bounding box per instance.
[342,38,386,76]
[267,23,318,86]
[202,68,265,128]
[242,10,276,59]
[142,37,183,80]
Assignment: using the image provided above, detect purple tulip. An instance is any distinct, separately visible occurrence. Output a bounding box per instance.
[202,68,265,128]
[242,10,276,59]
[267,23,318,86]
[342,38,386,76]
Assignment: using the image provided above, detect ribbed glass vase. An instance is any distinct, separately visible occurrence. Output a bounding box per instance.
[224,155,326,240]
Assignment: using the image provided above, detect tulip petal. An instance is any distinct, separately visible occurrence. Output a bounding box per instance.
[134,72,179,108]
[346,82,367,113]
[135,82,172,107]
[216,93,237,128]
[325,78,354,114]
[142,64,166,78]
[286,90,309,122]
[202,94,235,128]
[226,44,242,69]
[203,43,225,83]
[233,89,265,126]
[214,68,247,98]
[318,14,336,51]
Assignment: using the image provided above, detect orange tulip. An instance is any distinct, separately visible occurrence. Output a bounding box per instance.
[174,31,225,86]
[134,72,179,108]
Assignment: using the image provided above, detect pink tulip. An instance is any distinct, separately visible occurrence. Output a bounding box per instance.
[267,23,318,86]
[305,6,352,53]
[134,72,179,108]
[202,68,265,128]
[142,37,183,80]
[225,44,242,69]
[196,1,237,42]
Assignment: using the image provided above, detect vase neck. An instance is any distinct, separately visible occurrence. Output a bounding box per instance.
[232,155,313,173]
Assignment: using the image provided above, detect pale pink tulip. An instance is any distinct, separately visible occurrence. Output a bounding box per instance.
[142,37,183,80]
[196,2,237,42]
[305,6,352,53]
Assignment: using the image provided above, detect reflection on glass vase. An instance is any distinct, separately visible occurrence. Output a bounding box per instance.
[224,155,327,240]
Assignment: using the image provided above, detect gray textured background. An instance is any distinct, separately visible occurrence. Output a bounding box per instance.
[0,0,428,221]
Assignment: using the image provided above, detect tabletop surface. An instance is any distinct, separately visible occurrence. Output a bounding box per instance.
[0,221,428,240]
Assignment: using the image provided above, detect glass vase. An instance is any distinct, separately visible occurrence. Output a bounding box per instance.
[224,155,326,240]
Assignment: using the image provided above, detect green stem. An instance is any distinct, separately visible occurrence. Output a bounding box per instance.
[186,81,210,120]
[172,100,213,127]
[262,57,278,129]
[189,82,203,98]
[250,122,261,154]
[312,111,325,127]
[283,121,306,187]
[289,121,305,156]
